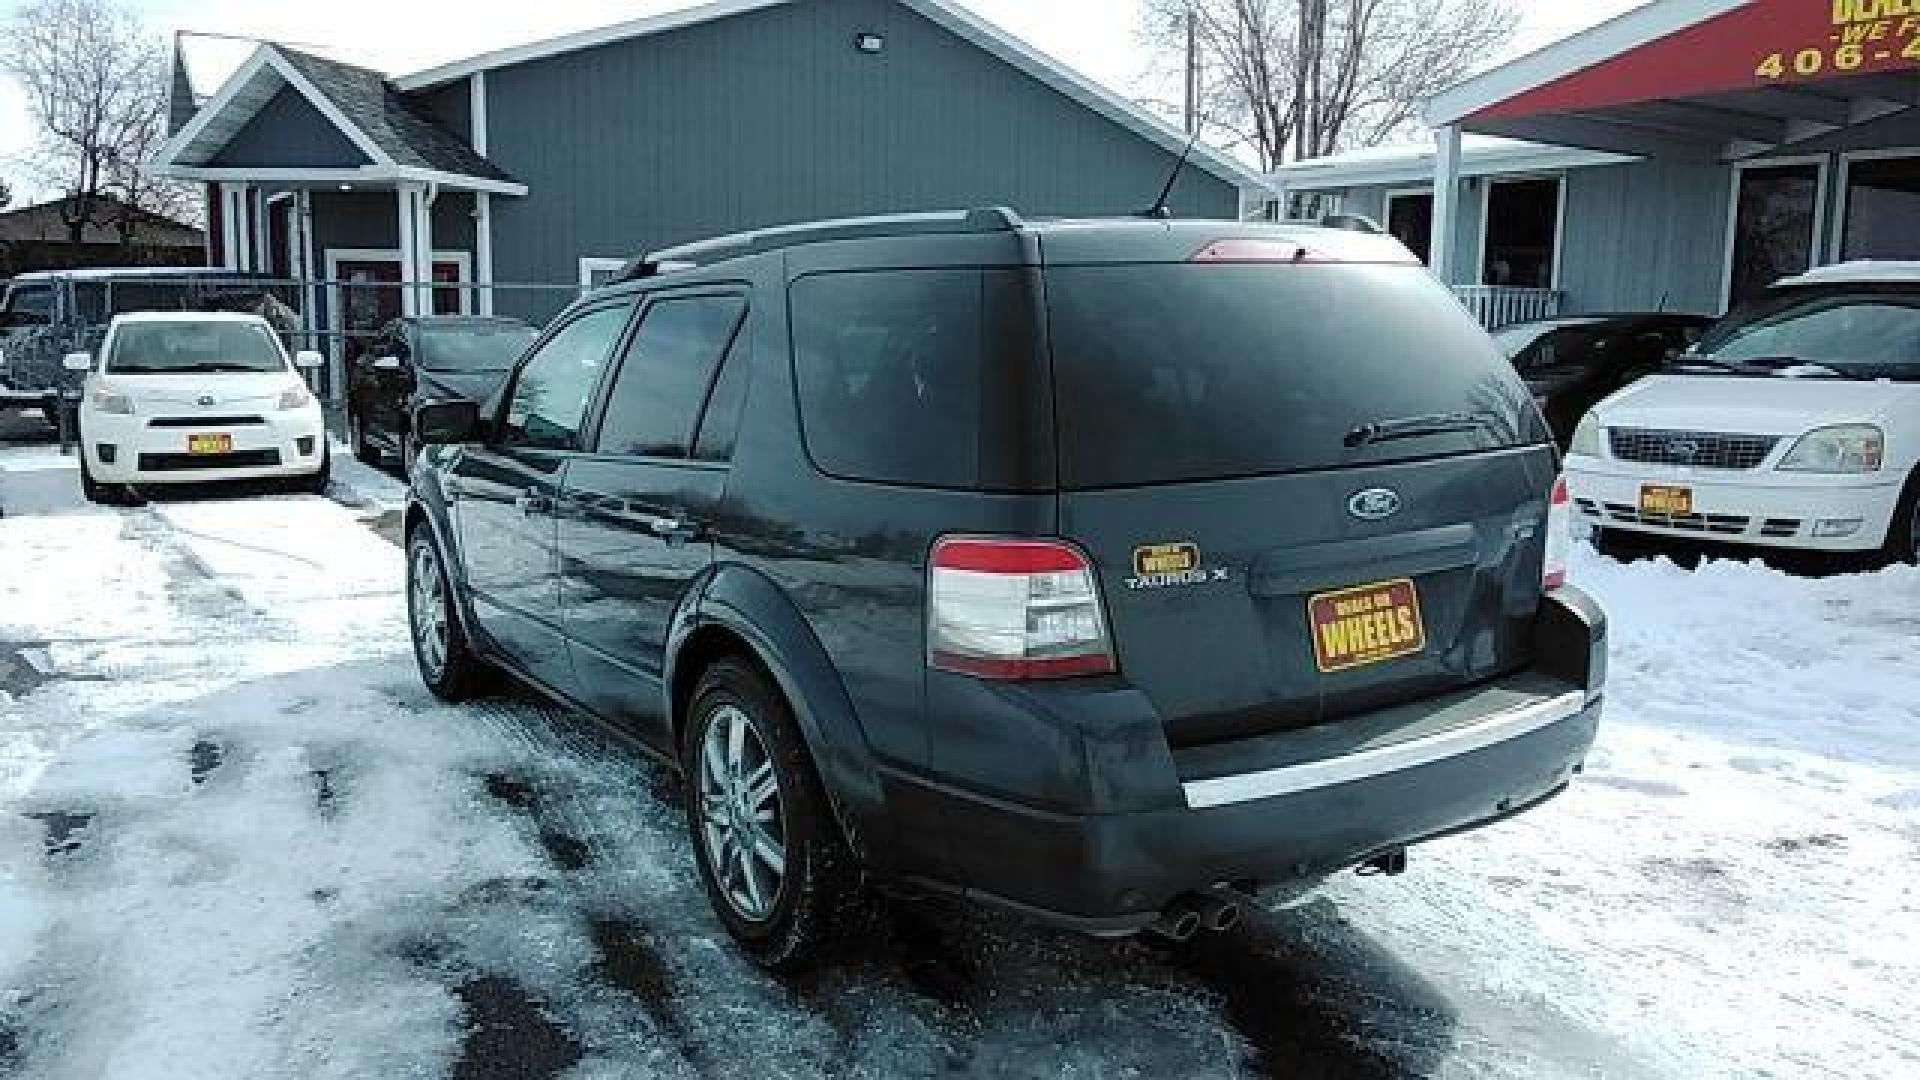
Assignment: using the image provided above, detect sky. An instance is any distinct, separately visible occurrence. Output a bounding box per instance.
[0,0,1648,205]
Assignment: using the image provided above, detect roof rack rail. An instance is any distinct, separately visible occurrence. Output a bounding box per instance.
[621,207,1024,281]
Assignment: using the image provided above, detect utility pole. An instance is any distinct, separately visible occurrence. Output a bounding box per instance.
[1183,8,1198,136]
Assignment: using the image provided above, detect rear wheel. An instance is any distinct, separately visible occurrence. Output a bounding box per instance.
[407,525,486,701]
[682,658,869,972]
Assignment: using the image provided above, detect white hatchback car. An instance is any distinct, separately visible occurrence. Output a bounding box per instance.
[1566,262,1920,564]
[71,312,329,503]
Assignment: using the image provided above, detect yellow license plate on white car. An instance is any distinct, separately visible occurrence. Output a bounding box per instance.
[1639,485,1693,517]
[188,433,233,455]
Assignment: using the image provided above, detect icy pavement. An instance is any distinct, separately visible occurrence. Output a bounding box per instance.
[0,440,1915,1079]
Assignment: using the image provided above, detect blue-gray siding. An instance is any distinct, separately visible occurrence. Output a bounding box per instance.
[310,191,477,264]
[480,0,1239,292]
[210,86,371,169]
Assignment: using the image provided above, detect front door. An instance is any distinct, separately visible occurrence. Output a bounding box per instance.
[559,290,749,750]
[453,300,635,695]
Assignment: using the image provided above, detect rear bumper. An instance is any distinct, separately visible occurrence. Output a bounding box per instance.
[904,687,1598,933]
[896,590,1607,932]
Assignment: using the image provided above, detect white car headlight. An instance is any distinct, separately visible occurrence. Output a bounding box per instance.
[1778,424,1884,474]
[277,384,313,411]
[1569,412,1602,457]
[89,387,134,415]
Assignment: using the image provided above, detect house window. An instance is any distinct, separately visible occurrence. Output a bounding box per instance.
[1481,177,1560,289]
[1841,155,1920,262]
[579,258,628,294]
[1385,190,1434,265]
[1728,162,1821,308]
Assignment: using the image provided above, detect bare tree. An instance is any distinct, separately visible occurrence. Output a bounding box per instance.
[1142,0,1519,172]
[1,0,191,245]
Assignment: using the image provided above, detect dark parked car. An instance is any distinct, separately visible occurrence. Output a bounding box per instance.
[348,315,539,470]
[1494,313,1711,446]
[403,209,1606,971]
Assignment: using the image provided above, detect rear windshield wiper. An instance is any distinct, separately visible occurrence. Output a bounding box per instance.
[1344,411,1502,449]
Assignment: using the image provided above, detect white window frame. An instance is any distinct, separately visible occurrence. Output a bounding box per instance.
[1383,186,1435,265]
[1474,173,1568,290]
[579,258,628,294]
[1720,153,1831,313]
[1829,146,1920,265]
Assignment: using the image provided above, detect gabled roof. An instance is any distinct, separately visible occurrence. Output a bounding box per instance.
[392,0,1270,193]
[150,43,524,194]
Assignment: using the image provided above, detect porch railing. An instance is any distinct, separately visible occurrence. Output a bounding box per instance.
[1453,286,1565,329]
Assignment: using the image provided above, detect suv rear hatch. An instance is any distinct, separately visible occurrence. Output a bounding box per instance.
[1042,229,1558,747]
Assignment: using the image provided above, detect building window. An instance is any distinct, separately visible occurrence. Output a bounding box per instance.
[1385,190,1434,265]
[1481,177,1560,289]
[1729,162,1821,308]
[579,258,628,294]
[1842,155,1920,262]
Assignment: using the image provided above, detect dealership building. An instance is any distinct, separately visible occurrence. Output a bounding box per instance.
[1272,0,1920,326]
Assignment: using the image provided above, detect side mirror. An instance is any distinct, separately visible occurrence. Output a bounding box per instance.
[373,354,403,372]
[62,351,92,373]
[415,398,482,445]
[294,350,325,370]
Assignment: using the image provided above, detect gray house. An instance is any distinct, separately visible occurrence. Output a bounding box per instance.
[1269,0,1920,327]
[150,0,1264,393]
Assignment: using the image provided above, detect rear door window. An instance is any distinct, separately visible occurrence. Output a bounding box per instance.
[790,269,1049,489]
[594,293,747,459]
[1046,263,1544,488]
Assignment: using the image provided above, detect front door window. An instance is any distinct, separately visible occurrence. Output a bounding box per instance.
[1387,191,1434,266]
[1729,163,1821,307]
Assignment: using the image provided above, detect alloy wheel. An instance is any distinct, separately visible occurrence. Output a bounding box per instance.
[698,704,787,922]
[410,541,449,680]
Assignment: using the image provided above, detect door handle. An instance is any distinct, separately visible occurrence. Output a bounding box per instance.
[515,489,552,516]
[649,516,702,542]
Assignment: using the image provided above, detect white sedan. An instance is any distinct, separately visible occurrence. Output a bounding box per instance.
[71,312,329,503]
[1566,262,1920,564]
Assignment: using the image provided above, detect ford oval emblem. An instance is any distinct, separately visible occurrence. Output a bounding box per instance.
[1349,488,1402,522]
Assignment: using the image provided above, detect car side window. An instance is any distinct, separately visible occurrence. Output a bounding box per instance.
[594,294,747,459]
[502,304,633,450]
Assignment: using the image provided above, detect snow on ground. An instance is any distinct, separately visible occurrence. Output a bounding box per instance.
[0,437,1915,1079]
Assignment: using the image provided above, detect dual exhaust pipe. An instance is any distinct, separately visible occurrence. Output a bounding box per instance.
[1148,890,1244,942]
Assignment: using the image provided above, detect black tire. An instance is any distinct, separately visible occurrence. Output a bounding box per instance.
[681,658,870,973]
[1880,469,1920,567]
[78,454,106,505]
[351,405,381,466]
[407,524,487,702]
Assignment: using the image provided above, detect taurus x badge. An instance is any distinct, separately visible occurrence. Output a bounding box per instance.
[1348,488,1403,522]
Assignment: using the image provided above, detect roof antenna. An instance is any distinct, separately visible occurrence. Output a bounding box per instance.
[1141,129,1202,219]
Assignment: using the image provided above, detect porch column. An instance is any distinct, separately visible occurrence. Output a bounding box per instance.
[218,183,251,271]
[396,184,435,318]
[1430,125,1464,286]
[474,193,495,316]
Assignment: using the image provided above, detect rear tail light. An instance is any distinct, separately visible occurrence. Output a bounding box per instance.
[1544,475,1572,592]
[928,537,1116,680]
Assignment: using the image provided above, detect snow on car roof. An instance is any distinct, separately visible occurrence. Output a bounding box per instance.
[1776,261,1920,288]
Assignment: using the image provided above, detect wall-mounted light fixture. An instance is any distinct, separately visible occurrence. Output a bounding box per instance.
[854,32,885,54]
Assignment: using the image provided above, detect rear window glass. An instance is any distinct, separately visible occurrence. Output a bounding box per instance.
[1046,264,1544,488]
[790,269,1050,490]
[419,323,540,372]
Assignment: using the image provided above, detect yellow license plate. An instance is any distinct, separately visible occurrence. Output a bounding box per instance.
[1639,485,1693,516]
[1309,578,1427,674]
[188,433,233,455]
